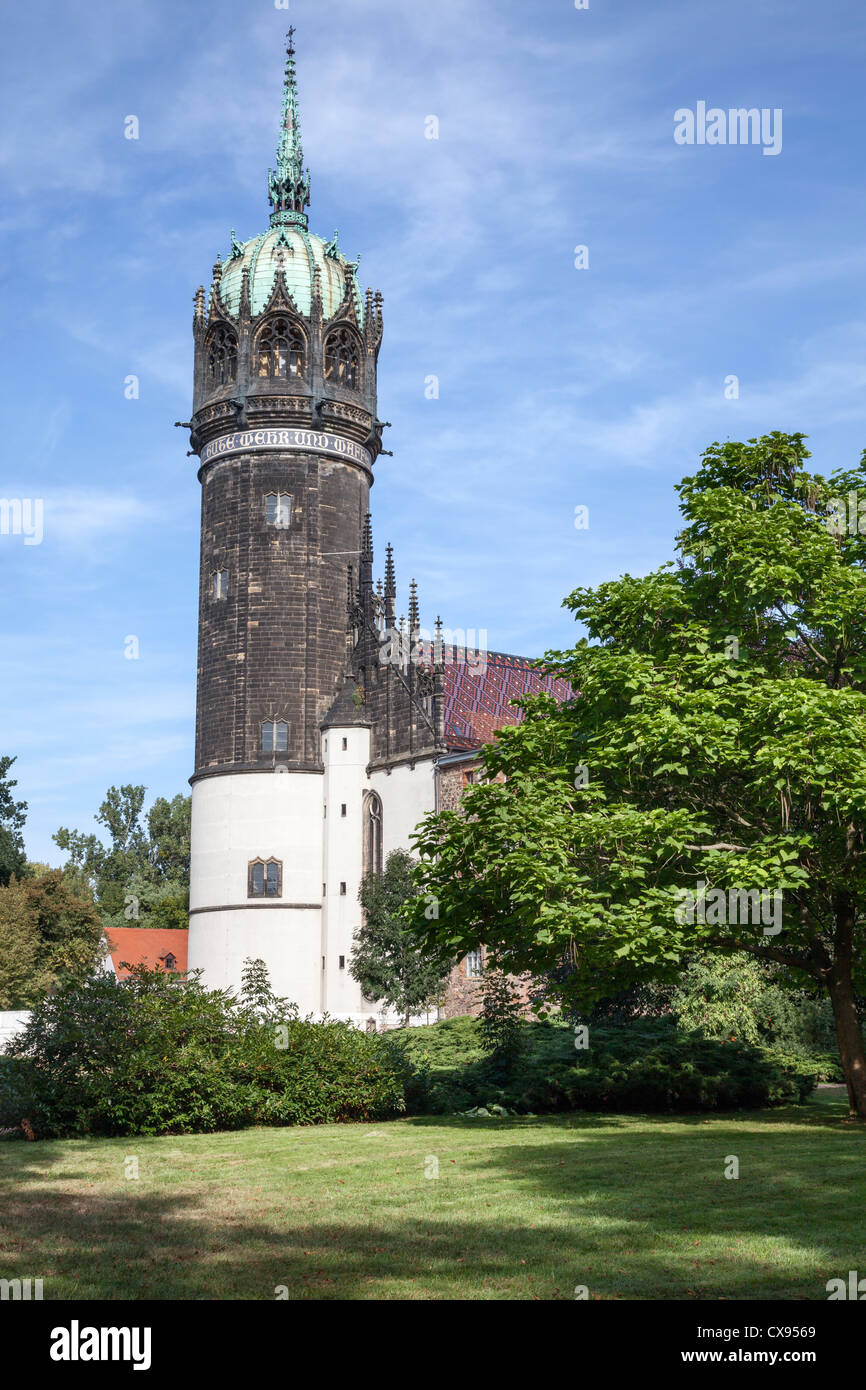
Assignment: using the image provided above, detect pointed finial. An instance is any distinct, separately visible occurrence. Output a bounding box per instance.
[362,513,373,563]
[409,578,420,633]
[384,543,396,596]
[268,29,311,229]
[384,543,396,628]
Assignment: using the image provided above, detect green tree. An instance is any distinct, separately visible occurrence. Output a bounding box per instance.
[0,869,102,1007]
[351,850,452,1025]
[409,433,866,1116]
[146,794,191,882]
[0,756,27,887]
[54,787,190,928]
[0,877,45,1006]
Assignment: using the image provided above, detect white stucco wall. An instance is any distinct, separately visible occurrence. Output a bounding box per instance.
[0,1011,31,1049]
[369,757,437,859]
[189,769,325,1013]
[188,753,441,1022]
[321,724,371,1017]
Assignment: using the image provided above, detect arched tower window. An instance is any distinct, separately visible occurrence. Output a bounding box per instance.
[262,720,289,753]
[207,326,238,386]
[363,792,383,877]
[255,317,305,378]
[323,327,360,390]
[248,858,282,898]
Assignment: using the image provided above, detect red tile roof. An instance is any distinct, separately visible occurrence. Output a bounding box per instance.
[104,928,188,979]
[435,647,573,750]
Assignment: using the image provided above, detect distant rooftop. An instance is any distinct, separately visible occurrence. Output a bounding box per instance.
[104,928,188,979]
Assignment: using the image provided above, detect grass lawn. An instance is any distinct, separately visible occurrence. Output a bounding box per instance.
[1,1089,863,1300]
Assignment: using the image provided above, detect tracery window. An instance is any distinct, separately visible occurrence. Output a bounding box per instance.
[323,327,360,390]
[363,792,383,877]
[265,493,292,528]
[248,858,282,898]
[255,317,305,377]
[262,720,289,753]
[206,326,238,386]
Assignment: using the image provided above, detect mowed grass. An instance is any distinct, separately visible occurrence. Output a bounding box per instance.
[1,1091,863,1300]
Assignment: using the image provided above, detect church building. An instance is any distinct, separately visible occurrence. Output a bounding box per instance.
[185,33,568,1024]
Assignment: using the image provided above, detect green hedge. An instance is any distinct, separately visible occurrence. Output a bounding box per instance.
[399,1016,816,1115]
[0,967,408,1138]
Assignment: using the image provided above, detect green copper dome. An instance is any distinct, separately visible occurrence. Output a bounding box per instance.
[218,227,364,324]
[213,29,364,328]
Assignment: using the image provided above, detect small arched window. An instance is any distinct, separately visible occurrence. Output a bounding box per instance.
[262,720,289,753]
[255,317,305,378]
[207,326,238,386]
[248,858,282,898]
[363,792,383,877]
[323,327,360,390]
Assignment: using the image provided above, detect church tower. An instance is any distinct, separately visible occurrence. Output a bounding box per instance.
[186,32,392,1012]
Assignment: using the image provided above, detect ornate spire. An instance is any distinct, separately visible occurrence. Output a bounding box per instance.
[268,28,311,230]
[408,578,420,634]
[384,543,396,628]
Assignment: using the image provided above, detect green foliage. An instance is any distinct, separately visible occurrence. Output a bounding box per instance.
[0,962,407,1138]
[54,786,191,929]
[670,952,838,1052]
[0,878,43,1006]
[478,970,526,1079]
[351,850,452,1023]
[0,756,27,887]
[407,433,866,1111]
[399,1015,813,1116]
[0,869,103,1007]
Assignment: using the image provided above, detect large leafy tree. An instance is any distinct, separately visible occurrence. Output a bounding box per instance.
[0,755,27,886]
[54,787,191,928]
[351,850,453,1025]
[409,434,866,1116]
[0,869,103,1007]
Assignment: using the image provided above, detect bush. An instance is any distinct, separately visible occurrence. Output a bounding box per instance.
[478,970,526,1080]
[0,964,408,1138]
[399,1015,815,1115]
[670,953,840,1053]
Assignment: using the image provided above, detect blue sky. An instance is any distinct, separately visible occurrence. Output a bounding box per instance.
[1,0,865,863]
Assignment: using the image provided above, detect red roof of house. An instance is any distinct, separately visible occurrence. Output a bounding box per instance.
[104,928,188,979]
[438,647,573,751]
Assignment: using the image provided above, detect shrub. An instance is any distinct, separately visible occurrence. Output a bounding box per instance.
[478,970,526,1080]
[399,1015,814,1115]
[0,964,407,1138]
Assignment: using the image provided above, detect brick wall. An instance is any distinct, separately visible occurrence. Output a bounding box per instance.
[435,758,539,1020]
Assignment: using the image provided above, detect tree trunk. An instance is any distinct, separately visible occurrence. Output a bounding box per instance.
[827,965,866,1119]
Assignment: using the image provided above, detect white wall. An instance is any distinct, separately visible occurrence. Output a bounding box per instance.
[188,755,440,1019]
[322,724,371,1017]
[0,1011,31,1049]
[369,757,437,859]
[189,770,325,1013]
